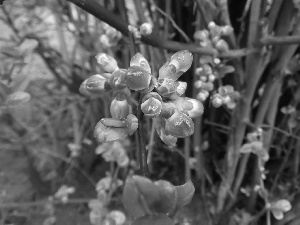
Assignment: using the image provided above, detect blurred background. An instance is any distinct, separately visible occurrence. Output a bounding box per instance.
[1,0,300,225]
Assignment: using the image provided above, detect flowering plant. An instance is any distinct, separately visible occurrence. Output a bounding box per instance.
[80,50,204,146]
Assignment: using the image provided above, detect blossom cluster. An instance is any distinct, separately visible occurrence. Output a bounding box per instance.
[99,23,122,48]
[193,21,233,52]
[95,140,130,167]
[194,55,235,102]
[79,50,204,146]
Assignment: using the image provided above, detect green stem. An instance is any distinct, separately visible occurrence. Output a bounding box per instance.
[137,93,149,177]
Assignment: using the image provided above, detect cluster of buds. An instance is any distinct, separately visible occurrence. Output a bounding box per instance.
[89,199,126,225]
[99,22,122,48]
[54,185,75,203]
[79,50,204,146]
[95,140,130,167]
[211,85,240,109]
[128,22,153,39]
[240,128,269,162]
[194,55,235,102]
[193,21,233,52]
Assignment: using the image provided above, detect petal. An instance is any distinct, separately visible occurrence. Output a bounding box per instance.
[156,78,177,97]
[126,66,151,91]
[126,114,138,135]
[109,69,127,90]
[159,50,193,81]
[155,117,177,146]
[271,209,284,220]
[79,79,93,96]
[130,52,151,74]
[172,97,204,118]
[272,199,292,212]
[165,111,194,138]
[94,121,128,142]
[141,92,163,118]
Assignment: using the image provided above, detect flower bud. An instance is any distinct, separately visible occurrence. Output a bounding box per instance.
[211,94,223,108]
[203,82,214,91]
[159,50,193,81]
[193,30,209,41]
[141,92,162,118]
[95,53,119,73]
[107,210,126,225]
[226,100,236,109]
[165,111,194,138]
[130,52,151,73]
[79,79,93,96]
[94,114,138,142]
[215,39,229,52]
[168,81,187,100]
[125,66,151,91]
[126,114,139,135]
[156,122,178,146]
[109,69,127,90]
[219,85,234,95]
[156,78,177,97]
[117,154,129,168]
[110,93,130,119]
[221,25,234,35]
[208,74,216,82]
[200,75,207,82]
[196,91,209,102]
[86,75,111,94]
[172,97,204,118]
[99,34,112,48]
[194,80,203,89]
[140,22,153,36]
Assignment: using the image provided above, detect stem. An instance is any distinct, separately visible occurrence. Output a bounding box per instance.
[137,93,150,177]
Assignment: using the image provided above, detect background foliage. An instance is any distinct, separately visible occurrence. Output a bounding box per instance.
[1,0,300,224]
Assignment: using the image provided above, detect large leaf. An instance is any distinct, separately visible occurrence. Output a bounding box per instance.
[132,215,174,225]
[122,176,149,218]
[174,180,195,207]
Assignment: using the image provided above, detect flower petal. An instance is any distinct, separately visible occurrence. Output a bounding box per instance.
[130,52,151,74]
[159,50,193,81]
[94,121,128,142]
[126,66,151,91]
[165,111,194,138]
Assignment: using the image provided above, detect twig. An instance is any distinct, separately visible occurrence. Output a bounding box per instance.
[260,35,300,45]
[66,0,252,58]
[0,198,92,209]
[150,0,191,43]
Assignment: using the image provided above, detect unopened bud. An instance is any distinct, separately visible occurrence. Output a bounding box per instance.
[86,75,111,94]
[140,22,153,35]
[95,53,119,73]
[110,93,130,119]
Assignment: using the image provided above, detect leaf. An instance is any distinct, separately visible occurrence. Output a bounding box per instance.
[153,180,177,214]
[271,208,284,220]
[132,215,174,225]
[175,180,195,207]
[5,91,31,106]
[122,176,149,218]
[272,199,292,212]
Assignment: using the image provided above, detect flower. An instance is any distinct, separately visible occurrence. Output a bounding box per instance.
[269,199,292,220]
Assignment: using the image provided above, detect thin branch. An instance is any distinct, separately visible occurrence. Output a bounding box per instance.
[260,35,300,45]
[66,0,251,58]
[150,0,191,43]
